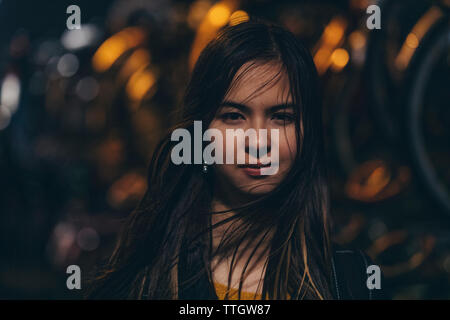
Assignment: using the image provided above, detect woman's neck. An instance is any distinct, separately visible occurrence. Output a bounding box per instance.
[210,197,271,291]
[210,198,236,252]
[210,194,272,260]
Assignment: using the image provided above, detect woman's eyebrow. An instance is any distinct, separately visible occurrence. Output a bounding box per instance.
[219,101,251,113]
[268,104,295,113]
[219,100,295,113]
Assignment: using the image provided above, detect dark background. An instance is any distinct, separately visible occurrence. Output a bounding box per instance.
[0,0,449,299]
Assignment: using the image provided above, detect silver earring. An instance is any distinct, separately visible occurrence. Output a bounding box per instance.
[202,162,208,173]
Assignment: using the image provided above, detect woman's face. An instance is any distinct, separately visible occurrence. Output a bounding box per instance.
[209,61,299,197]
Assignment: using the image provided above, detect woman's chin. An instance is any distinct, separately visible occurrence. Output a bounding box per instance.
[236,183,276,197]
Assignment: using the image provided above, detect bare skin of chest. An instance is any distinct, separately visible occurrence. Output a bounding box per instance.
[211,254,267,294]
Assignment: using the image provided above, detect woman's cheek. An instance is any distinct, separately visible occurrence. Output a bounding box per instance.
[209,124,241,165]
[278,129,297,170]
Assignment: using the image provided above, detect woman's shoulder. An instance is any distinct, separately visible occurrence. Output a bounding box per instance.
[330,243,388,300]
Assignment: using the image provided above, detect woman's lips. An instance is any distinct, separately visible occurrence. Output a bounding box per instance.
[241,167,263,176]
[238,163,271,177]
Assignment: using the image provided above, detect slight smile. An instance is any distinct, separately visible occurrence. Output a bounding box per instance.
[238,162,271,177]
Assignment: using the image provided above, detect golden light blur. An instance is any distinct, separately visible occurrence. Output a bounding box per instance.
[187,0,212,29]
[119,49,151,82]
[126,68,156,104]
[323,18,346,47]
[92,27,146,72]
[330,48,350,71]
[406,33,419,49]
[313,17,347,75]
[345,160,411,202]
[367,232,436,277]
[229,10,249,26]
[189,0,239,70]
[207,3,231,27]
[395,6,444,70]
[313,48,332,71]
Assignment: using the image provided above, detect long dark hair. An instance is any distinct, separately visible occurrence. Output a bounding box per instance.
[87,19,334,300]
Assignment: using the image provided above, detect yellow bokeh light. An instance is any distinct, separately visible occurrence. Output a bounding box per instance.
[187,0,212,29]
[323,18,346,47]
[92,27,146,72]
[406,33,419,49]
[119,49,151,81]
[366,166,391,192]
[330,48,349,71]
[314,48,332,75]
[207,3,231,27]
[92,37,126,72]
[229,10,249,26]
[395,6,443,71]
[126,68,156,102]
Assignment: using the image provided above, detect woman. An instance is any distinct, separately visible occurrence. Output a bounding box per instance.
[87,19,385,300]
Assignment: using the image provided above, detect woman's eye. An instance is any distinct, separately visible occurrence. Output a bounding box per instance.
[220,112,245,123]
[272,113,294,124]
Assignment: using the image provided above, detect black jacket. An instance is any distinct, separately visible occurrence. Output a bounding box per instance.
[330,246,387,300]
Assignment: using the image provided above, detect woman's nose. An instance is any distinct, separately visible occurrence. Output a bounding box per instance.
[244,121,271,159]
[245,140,271,159]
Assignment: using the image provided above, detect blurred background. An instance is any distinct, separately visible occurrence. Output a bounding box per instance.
[0,0,449,299]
